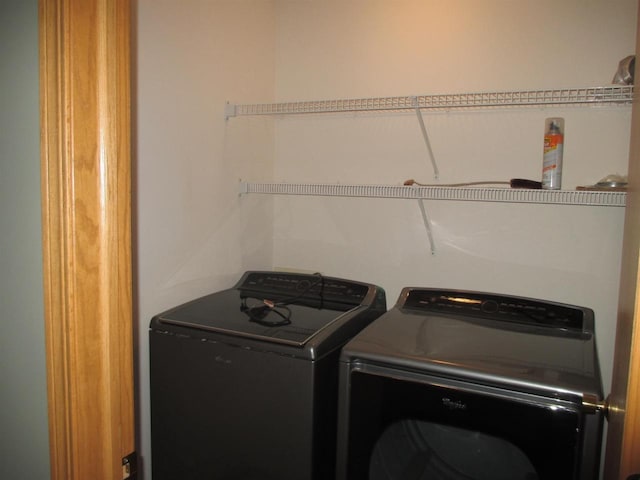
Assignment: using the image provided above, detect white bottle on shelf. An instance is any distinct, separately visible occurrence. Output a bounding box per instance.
[542,117,564,190]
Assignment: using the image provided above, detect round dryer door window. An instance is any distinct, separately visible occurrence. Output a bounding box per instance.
[369,419,538,480]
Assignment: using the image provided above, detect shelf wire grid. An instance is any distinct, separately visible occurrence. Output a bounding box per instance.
[239,182,627,207]
[228,86,634,117]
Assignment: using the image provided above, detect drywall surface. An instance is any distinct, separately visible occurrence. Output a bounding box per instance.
[0,0,51,478]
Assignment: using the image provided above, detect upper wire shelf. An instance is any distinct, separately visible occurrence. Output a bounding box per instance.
[226,85,634,118]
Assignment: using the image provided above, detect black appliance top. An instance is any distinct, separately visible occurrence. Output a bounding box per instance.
[341,288,603,401]
[151,271,384,349]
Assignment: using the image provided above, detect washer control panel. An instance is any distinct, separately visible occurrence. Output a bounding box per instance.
[238,271,371,306]
[402,288,590,332]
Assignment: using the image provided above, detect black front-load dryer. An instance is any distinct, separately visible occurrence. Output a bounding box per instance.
[149,271,386,480]
[336,288,604,480]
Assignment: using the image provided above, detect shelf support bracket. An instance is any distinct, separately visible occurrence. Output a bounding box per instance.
[412,96,439,180]
[225,102,237,120]
[417,199,436,255]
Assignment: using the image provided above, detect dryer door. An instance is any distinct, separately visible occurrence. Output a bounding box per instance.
[337,368,599,480]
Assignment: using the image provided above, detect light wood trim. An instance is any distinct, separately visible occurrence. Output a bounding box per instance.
[40,0,134,479]
[620,272,640,475]
[604,1,640,478]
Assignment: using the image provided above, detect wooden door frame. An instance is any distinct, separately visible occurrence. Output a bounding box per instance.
[39,0,135,479]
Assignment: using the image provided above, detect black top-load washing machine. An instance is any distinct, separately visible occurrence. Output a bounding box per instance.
[149,271,386,480]
[336,288,604,480]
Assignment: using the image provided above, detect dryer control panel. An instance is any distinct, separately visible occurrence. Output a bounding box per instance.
[401,288,593,333]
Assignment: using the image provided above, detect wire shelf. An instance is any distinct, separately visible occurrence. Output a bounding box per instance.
[239,182,627,207]
[226,86,634,118]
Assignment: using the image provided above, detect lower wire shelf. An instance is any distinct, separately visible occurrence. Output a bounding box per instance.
[239,182,626,207]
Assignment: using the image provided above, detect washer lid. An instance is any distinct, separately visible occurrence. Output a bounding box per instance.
[343,289,602,400]
[154,288,356,347]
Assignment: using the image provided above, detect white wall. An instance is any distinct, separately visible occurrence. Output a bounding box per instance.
[137,1,637,478]
[0,1,50,478]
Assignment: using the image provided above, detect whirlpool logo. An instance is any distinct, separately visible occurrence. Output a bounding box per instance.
[442,397,467,411]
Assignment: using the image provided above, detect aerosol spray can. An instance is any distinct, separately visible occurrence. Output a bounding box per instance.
[542,118,564,190]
